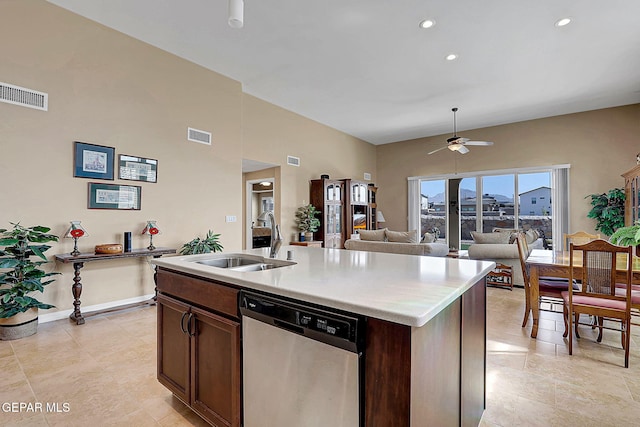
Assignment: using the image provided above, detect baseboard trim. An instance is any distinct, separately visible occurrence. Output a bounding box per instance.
[39,294,155,324]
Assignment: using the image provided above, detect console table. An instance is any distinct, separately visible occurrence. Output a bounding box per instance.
[55,247,176,325]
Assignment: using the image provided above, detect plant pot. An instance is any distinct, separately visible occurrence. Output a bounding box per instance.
[304,232,313,242]
[0,308,38,340]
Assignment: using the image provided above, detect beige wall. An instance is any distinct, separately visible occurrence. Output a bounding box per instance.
[376,104,640,234]
[0,1,376,315]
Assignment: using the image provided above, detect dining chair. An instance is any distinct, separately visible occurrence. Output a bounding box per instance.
[563,231,600,251]
[516,235,577,328]
[561,239,633,368]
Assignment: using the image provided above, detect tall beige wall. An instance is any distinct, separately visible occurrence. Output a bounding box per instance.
[242,94,377,241]
[376,104,640,234]
[0,0,376,316]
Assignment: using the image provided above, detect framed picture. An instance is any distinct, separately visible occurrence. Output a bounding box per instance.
[74,142,115,180]
[88,183,141,210]
[118,154,158,183]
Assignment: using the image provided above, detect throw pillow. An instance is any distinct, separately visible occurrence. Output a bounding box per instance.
[471,231,511,244]
[493,227,518,244]
[358,228,387,241]
[386,229,418,243]
[421,232,436,243]
[524,229,539,245]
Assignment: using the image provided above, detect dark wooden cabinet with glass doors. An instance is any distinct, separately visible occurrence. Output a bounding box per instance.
[623,164,640,226]
[343,179,377,236]
[310,179,345,248]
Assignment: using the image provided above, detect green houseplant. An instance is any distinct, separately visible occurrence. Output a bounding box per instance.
[0,223,60,340]
[586,188,625,236]
[295,204,321,241]
[180,230,224,255]
[610,220,640,256]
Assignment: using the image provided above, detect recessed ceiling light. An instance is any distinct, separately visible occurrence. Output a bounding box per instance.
[419,19,435,29]
[555,17,571,27]
[445,54,458,61]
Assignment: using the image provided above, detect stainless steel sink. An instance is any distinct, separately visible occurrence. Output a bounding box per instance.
[193,254,295,271]
[197,257,262,268]
[231,261,294,272]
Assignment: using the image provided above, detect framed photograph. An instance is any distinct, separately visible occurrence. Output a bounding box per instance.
[88,183,141,210]
[74,142,115,180]
[118,154,158,183]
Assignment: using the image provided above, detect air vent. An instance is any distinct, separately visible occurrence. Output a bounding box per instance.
[287,156,300,167]
[364,173,372,181]
[0,82,48,111]
[187,127,212,145]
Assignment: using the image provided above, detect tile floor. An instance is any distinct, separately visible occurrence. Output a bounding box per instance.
[2,287,640,426]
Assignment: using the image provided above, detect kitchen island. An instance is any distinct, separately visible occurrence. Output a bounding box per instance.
[152,246,495,427]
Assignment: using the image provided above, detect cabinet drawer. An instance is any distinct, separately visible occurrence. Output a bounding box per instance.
[157,269,239,319]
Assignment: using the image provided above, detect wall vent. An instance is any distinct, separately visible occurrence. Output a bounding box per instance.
[187,127,212,145]
[364,172,372,181]
[287,156,300,167]
[0,82,48,111]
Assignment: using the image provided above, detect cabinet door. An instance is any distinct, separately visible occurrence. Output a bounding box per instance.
[157,294,191,404]
[190,306,241,427]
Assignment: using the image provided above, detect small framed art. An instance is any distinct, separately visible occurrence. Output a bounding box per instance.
[74,142,115,180]
[118,154,158,183]
[88,183,141,210]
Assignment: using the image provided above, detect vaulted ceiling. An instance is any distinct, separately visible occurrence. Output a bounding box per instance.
[49,0,640,144]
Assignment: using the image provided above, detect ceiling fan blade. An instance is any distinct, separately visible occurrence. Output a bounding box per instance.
[427,145,448,155]
[464,140,494,146]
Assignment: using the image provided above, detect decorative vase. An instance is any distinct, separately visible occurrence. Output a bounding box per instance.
[0,308,38,340]
[304,232,313,242]
[299,232,306,242]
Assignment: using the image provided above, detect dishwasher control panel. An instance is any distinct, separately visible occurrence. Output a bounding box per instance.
[240,291,363,353]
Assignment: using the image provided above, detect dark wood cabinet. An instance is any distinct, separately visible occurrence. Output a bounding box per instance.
[157,270,241,427]
[623,164,640,226]
[368,184,378,230]
[343,180,379,235]
[157,294,190,403]
[310,179,345,248]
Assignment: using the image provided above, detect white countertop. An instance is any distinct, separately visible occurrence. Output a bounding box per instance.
[151,246,495,327]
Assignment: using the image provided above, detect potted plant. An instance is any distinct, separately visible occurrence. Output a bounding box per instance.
[586,188,625,236]
[180,230,224,255]
[610,221,640,256]
[0,223,59,340]
[295,204,321,242]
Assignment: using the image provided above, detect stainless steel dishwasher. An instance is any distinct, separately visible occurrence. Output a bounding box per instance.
[239,291,365,427]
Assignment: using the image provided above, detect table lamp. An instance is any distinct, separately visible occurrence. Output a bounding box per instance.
[141,220,160,250]
[64,221,88,256]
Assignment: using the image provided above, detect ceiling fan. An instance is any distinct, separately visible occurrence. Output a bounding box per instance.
[427,107,494,155]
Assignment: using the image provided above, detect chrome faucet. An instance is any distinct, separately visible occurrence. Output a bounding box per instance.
[257,211,282,258]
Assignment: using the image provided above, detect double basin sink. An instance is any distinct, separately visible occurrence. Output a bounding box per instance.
[194,254,295,272]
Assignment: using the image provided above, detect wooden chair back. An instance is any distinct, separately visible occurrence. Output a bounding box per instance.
[563,231,600,251]
[567,239,633,367]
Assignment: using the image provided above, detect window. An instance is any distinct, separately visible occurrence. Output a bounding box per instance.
[409,165,568,250]
[419,180,446,243]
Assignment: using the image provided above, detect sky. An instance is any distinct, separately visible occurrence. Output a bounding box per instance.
[421,172,551,199]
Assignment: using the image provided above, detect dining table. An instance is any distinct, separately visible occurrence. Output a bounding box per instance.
[524,248,640,338]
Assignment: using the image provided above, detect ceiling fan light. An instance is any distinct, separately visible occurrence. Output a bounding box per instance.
[445,54,458,61]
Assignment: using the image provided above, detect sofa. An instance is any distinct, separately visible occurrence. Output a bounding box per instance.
[343,228,449,257]
[467,228,541,287]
